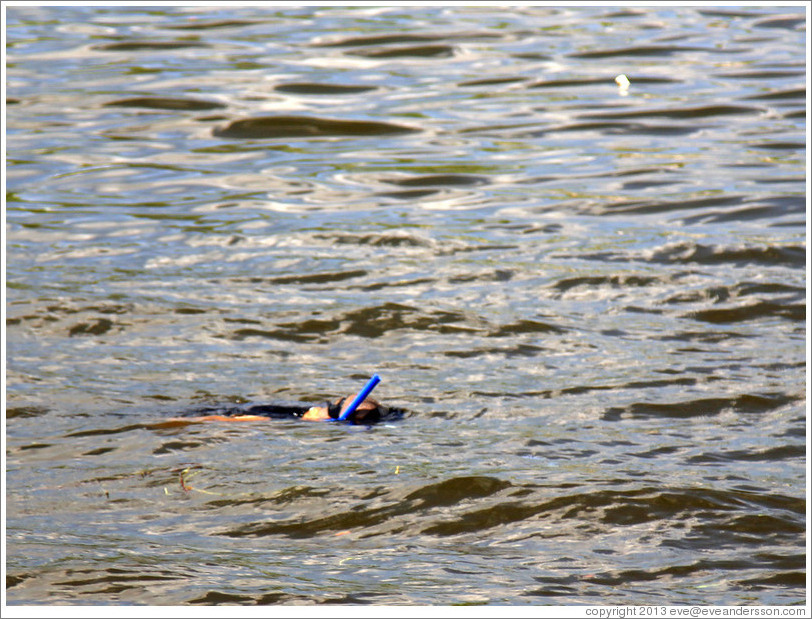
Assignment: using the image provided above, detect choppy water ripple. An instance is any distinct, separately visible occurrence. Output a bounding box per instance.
[5,4,807,607]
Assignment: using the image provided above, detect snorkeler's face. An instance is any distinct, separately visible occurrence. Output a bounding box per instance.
[341,397,381,424]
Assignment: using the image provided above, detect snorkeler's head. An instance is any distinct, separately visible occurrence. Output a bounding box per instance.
[301,396,383,424]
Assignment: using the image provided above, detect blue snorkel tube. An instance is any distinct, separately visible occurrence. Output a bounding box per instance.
[337,374,381,422]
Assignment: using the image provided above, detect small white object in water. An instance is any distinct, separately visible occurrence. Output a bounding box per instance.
[615,73,630,95]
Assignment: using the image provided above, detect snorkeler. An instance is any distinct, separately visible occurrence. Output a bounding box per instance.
[161,375,401,426]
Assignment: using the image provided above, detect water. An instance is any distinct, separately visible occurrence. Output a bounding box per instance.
[4,5,807,607]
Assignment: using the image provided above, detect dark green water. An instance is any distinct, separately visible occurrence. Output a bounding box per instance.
[5,5,807,606]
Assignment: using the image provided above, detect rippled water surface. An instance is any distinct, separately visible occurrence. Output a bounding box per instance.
[5,5,808,606]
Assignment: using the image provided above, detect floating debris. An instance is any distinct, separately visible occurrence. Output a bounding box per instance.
[615,73,631,95]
